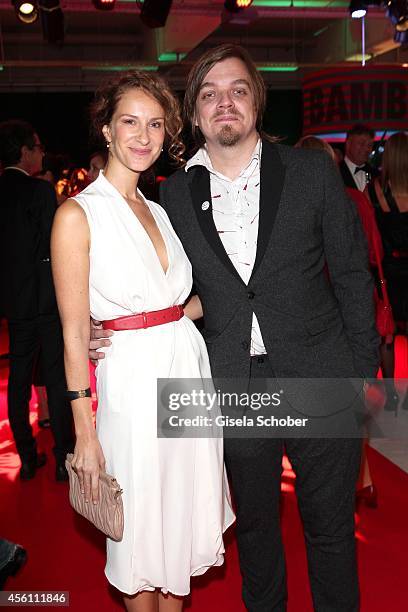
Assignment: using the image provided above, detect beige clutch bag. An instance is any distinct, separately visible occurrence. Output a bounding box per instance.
[65,454,124,541]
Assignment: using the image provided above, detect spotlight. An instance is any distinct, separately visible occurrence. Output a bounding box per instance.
[12,1,38,23]
[140,0,173,28]
[224,0,254,11]
[349,0,367,18]
[92,0,116,10]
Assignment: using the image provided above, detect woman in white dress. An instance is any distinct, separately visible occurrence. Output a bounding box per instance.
[51,71,234,611]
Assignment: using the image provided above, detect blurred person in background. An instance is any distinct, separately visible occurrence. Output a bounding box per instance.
[368,132,408,413]
[37,153,72,206]
[87,149,108,183]
[332,146,344,165]
[67,167,88,197]
[339,124,375,192]
[0,119,74,482]
[0,538,26,590]
[295,134,336,161]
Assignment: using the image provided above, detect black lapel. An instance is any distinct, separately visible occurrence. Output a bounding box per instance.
[187,165,244,284]
[250,140,286,279]
[339,160,358,190]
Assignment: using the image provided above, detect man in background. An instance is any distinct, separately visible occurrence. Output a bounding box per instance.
[0,119,74,481]
[339,123,375,191]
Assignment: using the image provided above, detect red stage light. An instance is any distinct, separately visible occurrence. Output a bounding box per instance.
[224,0,254,11]
[92,0,116,10]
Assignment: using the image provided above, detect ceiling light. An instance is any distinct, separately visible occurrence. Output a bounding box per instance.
[12,1,38,23]
[349,0,367,18]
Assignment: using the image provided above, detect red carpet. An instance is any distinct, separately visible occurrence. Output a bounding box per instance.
[1,321,408,611]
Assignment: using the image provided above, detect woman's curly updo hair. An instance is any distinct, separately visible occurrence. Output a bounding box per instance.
[90,70,185,166]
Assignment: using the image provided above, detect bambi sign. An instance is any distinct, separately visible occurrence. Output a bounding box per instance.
[302,67,408,135]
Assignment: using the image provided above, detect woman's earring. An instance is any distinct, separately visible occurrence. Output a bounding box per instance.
[106,142,110,149]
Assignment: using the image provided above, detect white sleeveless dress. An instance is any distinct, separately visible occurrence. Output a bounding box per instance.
[73,172,234,596]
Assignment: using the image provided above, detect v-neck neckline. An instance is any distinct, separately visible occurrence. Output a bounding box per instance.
[98,172,171,278]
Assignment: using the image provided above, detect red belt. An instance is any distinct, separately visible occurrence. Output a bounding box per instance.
[102,305,184,331]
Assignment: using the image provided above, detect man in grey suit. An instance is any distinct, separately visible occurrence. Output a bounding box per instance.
[91,45,378,611]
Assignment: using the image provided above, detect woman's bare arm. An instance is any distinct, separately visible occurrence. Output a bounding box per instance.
[51,199,105,503]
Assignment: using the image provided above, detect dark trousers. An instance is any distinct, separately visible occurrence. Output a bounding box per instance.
[7,314,74,464]
[224,355,361,612]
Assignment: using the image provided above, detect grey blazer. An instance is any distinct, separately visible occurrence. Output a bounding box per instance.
[160,140,379,380]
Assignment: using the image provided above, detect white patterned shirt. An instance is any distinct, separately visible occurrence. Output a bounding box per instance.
[185,140,266,355]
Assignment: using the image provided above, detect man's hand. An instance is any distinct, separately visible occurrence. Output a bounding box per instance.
[89,318,113,363]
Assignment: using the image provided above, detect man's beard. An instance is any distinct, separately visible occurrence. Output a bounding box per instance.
[216,124,241,147]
